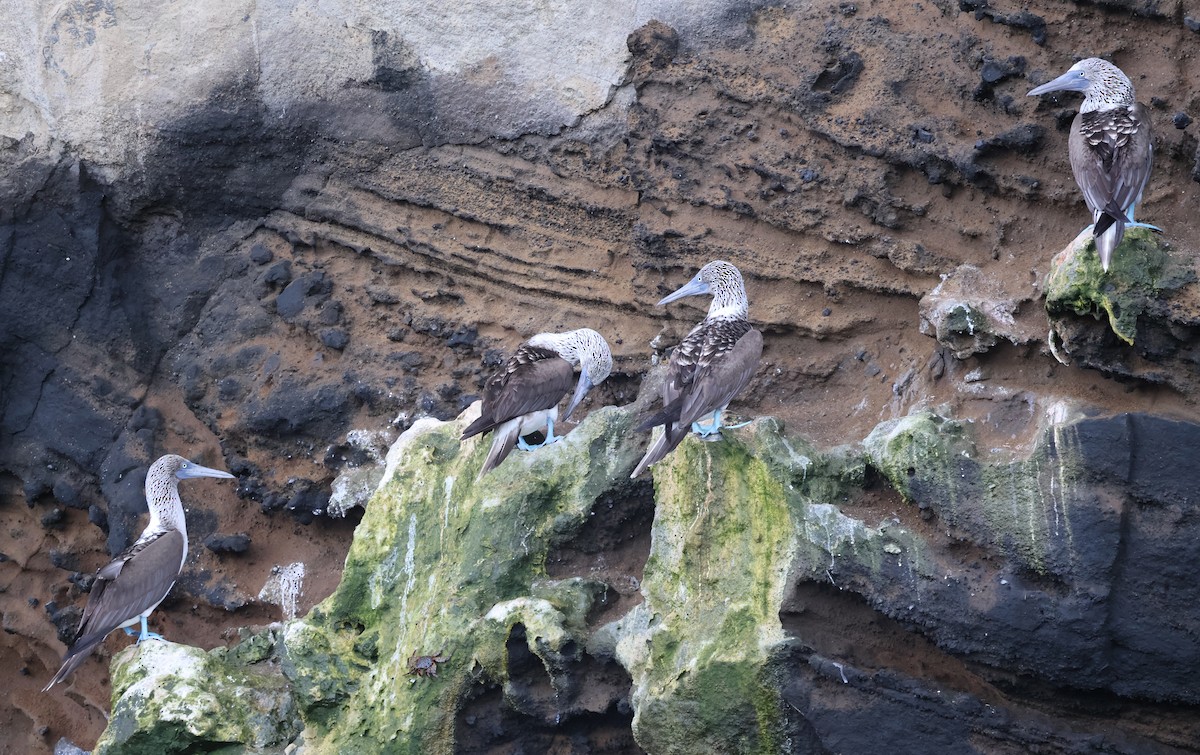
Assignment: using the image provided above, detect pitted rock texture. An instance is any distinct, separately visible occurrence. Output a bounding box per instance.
[90,402,1200,753]
[3,0,1200,750]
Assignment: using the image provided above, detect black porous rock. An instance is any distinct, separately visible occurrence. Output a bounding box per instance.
[285,479,332,523]
[237,379,352,438]
[262,260,292,289]
[41,508,66,529]
[48,549,78,572]
[44,601,83,646]
[387,351,426,373]
[172,569,250,612]
[974,55,1026,101]
[204,533,252,554]
[68,572,95,592]
[319,328,350,351]
[52,479,82,509]
[249,243,274,265]
[217,377,244,403]
[99,446,151,557]
[973,124,1045,157]
[87,504,108,533]
[813,51,864,96]
[627,19,680,80]
[959,0,1046,45]
[275,271,331,320]
[446,325,478,348]
[317,301,343,326]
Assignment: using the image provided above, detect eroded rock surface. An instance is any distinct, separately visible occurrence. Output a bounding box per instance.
[3,0,1200,749]
[95,402,1200,753]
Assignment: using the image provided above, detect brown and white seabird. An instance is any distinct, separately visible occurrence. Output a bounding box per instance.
[631,260,763,479]
[43,454,235,690]
[461,328,613,478]
[1028,58,1157,270]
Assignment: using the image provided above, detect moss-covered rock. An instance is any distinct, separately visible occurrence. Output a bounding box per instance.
[609,418,934,753]
[1045,226,1192,345]
[95,637,300,755]
[862,406,1090,572]
[93,401,1200,752]
[289,404,646,753]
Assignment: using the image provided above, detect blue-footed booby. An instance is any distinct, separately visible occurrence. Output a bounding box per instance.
[461,328,613,478]
[43,454,235,690]
[631,260,763,479]
[1027,58,1156,270]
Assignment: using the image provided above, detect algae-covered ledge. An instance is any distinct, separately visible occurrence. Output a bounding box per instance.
[94,398,1192,753]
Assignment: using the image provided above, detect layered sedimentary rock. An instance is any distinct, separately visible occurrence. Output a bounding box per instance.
[3,0,1200,749]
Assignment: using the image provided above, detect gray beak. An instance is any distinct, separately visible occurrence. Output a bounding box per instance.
[563,373,594,422]
[1027,69,1089,97]
[657,275,711,306]
[176,462,236,480]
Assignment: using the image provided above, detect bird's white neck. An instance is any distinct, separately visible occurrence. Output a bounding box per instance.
[1081,75,1134,113]
[145,474,186,534]
[707,302,747,320]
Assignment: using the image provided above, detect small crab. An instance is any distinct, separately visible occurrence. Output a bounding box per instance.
[407,650,450,679]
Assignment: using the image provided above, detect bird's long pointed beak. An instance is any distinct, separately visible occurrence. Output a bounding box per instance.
[563,373,594,422]
[1027,69,1089,97]
[177,462,236,480]
[657,276,711,306]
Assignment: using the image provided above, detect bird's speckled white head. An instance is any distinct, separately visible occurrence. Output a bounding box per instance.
[529,328,613,385]
[144,454,235,533]
[658,260,749,320]
[1027,58,1135,113]
[528,328,614,420]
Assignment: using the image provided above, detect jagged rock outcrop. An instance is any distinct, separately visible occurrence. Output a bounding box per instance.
[95,401,1200,752]
[919,263,1040,358]
[5,0,1200,749]
[1045,228,1200,394]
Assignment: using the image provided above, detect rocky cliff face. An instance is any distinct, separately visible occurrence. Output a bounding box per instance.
[2,0,1199,751]
[91,401,1200,753]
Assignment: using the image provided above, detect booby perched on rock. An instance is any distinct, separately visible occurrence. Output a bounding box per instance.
[44,454,235,690]
[461,328,613,478]
[631,261,763,479]
[1028,58,1156,270]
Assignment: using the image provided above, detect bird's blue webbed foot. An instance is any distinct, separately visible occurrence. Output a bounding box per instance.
[517,419,560,451]
[1126,221,1163,233]
[691,410,724,437]
[122,626,137,637]
[135,615,164,643]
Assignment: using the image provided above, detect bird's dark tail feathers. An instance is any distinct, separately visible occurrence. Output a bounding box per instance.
[634,399,684,433]
[43,635,104,691]
[630,423,690,479]
[461,412,495,441]
[478,418,521,479]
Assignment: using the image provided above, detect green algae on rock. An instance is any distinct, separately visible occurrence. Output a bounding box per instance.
[608,419,936,753]
[291,403,646,753]
[95,398,1200,753]
[94,637,301,755]
[1045,226,1193,345]
[863,406,1089,573]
